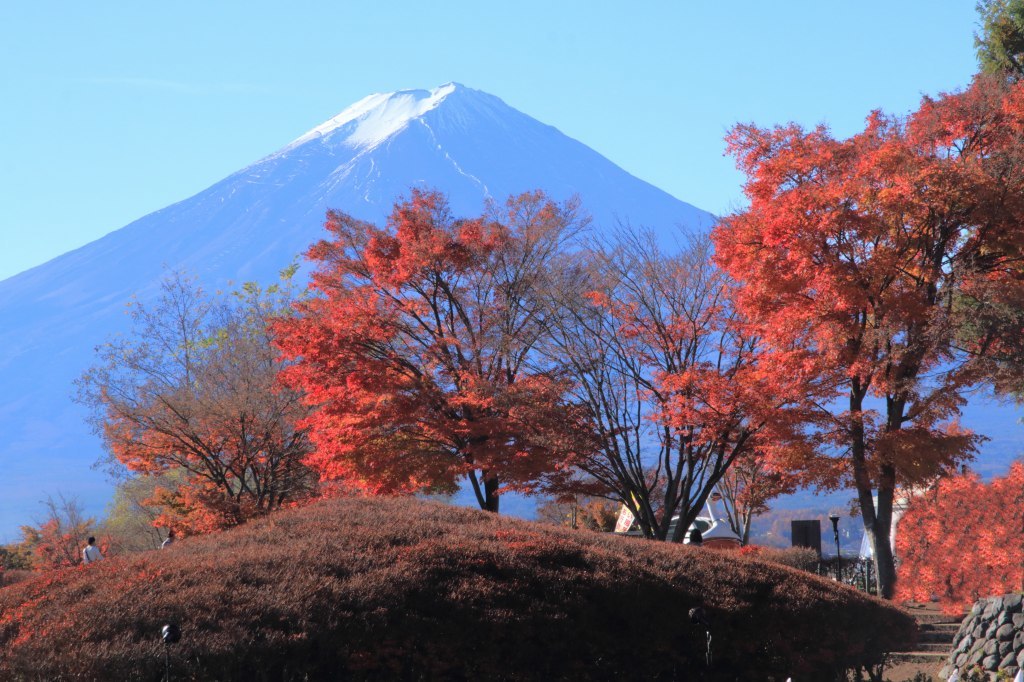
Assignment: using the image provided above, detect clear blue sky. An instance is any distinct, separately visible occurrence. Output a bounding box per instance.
[1,2,979,282]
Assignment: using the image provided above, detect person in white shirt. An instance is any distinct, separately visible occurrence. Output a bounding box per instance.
[82,536,103,564]
[161,529,175,550]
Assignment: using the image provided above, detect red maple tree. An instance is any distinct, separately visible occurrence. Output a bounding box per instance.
[16,495,100,570]
[713,75,1024,597]
[896,462,1024,614]
[544,231,819,541]
[716,453,800,545]
[276,190,587,512]
[78,273,317,533]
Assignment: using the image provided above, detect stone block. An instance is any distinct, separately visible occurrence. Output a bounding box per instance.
[956,635,973,653]
[984,639,999,655]
[982,653,1000,670]
[1014,612,1024,628]
[998,622,1015,641]
[1004,592,1022,613]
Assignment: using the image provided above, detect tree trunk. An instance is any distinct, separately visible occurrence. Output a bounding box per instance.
[669,504,699,543]
[872,522,897,599]
[483,476,500,513]
[854,466,898,599]
[872,466,897,599]
[849,384,898,599]
[740,515,752,546]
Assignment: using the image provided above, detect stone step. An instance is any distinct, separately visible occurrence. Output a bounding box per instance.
[919,630,957,644]
[914,642,952,653]
[889,651,948,666]
[912,612,966,625]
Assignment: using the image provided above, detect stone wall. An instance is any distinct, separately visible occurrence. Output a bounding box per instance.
[939,593,1024,680]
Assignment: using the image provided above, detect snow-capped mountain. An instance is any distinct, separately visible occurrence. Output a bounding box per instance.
[0,84,715,537]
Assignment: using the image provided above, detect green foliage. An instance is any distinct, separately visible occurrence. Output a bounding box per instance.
[977,0,1024,79]
[99,473,180,554]
[0,544,33,571]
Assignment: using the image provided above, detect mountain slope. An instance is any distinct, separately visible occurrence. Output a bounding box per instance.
[0,84,714,537]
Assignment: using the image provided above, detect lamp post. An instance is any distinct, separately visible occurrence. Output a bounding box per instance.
[689,606,712,668]
[161,623,181,682]
[829,514,841,582]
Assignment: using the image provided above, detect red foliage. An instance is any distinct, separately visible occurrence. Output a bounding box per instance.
[712,75,1024,597]
[0,496,914,680]
[717,454,800,544]
[896,462,1024,614]
[546,233,820,543]
[15,495,100,570]
[276,190,587,512]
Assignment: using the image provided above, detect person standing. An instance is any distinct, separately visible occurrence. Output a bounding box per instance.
[82,536,103,564]
[161,529,175,549]
[688,527,704,546]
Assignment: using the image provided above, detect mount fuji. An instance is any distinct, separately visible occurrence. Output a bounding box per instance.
[0,83,715,537]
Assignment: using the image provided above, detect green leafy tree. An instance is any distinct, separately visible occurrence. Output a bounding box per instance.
[0,543,33,571]
[977,0,1024,80]
[99,472,183,553]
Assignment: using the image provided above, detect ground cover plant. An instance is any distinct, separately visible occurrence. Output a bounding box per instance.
[0,496,914,681]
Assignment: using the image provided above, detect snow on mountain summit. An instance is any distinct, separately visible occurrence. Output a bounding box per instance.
[284,82,461,153]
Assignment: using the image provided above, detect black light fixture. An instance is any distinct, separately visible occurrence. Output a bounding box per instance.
[161,623,181,682]
[161,624,181,644]
[829,513,841,580]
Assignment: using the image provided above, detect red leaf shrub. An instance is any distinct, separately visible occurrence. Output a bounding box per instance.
[0,496,914,680]
[896,462,1024,614]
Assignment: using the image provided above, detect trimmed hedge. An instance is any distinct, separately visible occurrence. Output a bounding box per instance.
[0,496,915,680]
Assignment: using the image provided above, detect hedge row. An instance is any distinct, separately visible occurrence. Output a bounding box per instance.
[0,496,915,680]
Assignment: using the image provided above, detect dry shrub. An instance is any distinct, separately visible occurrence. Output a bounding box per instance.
[0,570,33,589]
[739,544,820,572]
[0,496,915,681]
